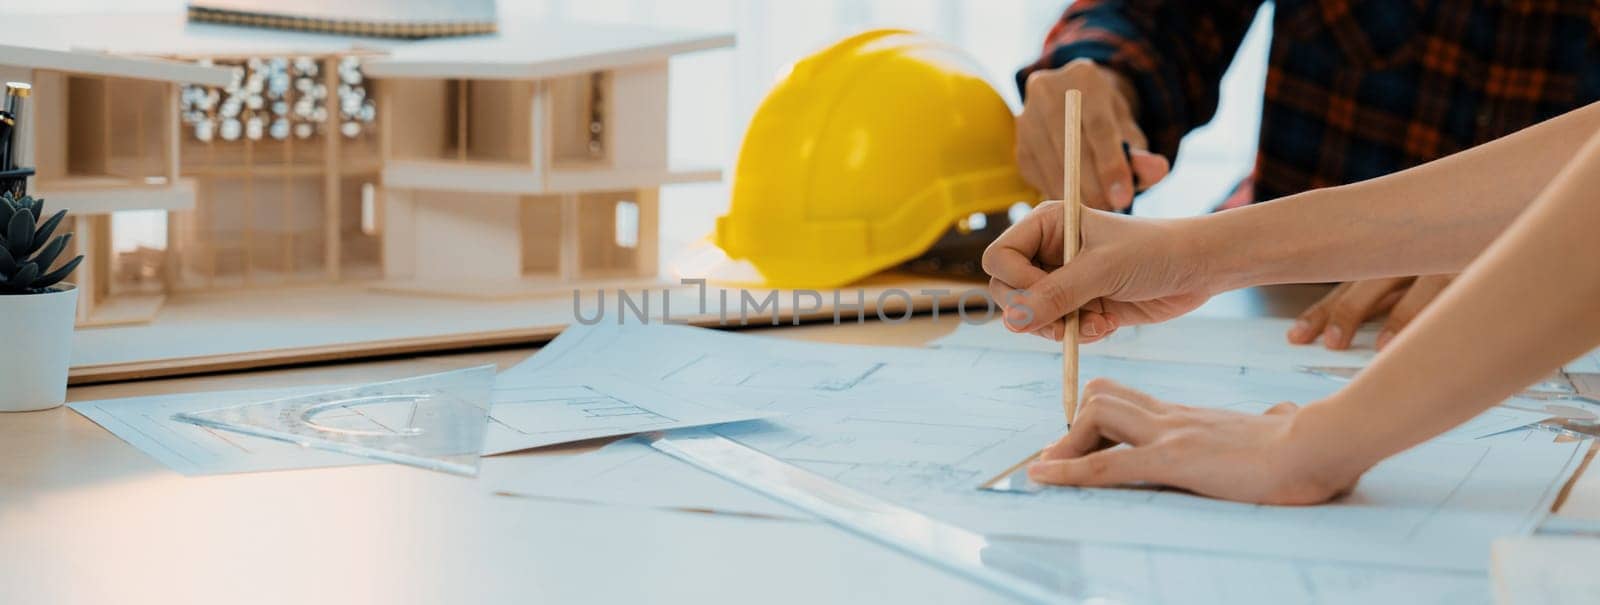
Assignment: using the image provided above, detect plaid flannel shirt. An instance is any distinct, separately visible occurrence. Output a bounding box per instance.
[1019,0,1600,206]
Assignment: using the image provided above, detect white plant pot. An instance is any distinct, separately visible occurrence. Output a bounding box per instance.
[0,284,78,412]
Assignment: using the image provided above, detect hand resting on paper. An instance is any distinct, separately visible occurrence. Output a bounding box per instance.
[1028,378,1359,505]
[1289,275,1456,351]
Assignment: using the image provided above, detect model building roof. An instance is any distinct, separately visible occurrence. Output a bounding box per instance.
[0,13,394,58]
[362,21,735,80]
[0,42,229,86]
[2,13,732,82]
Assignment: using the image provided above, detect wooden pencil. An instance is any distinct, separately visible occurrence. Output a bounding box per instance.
[1062,90,1082,423]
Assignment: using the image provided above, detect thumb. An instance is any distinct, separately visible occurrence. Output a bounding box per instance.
[1129,149,1170,191]
[1001,255,1106,334]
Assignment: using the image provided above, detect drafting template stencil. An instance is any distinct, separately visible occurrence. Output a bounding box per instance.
[72,366,765,475]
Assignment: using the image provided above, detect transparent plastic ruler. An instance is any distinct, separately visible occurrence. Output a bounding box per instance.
[175,365,496,476]
[646,430,1116,605]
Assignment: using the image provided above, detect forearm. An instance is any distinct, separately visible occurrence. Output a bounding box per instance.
[1295,127,1600,473]
[1193,102,1600,292]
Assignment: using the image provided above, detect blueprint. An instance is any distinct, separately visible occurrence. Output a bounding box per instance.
[71,368,766,475]
[491,420,1580,572]
[481,368,768,455]
[1003,539,1488,605]
[481,440,1491,605]
[486,324,1577,572]
[523,322,1349,412]
[1492,537,1600,605]
[522,323,1545,441]
[71,385,373,475]
[525,321,998,393]
[934,317,1600,376]
[934,316,1376,370]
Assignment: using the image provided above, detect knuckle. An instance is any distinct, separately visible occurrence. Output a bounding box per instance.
[980,249,1002,275]
[1086,113,1117,138]
[1063,58,1098,75]
[1297,305,1326,322]
[1032,279,1069,310]
[1083,455,1111,478]
[1265,480,1340,506]
[1077,396,1104,420]
[1025,70,1054,94]
[1327,303,1366,325]
[1098,158,1132,183]
[1164,427,1204,448]
[1084,377,1118,395]
[1385,307,1417,327]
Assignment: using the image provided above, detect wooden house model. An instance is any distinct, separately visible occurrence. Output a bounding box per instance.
[4,16,732,324]
[0,43,230,326]
[366,28,726,297]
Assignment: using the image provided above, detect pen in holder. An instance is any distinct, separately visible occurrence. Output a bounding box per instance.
[0,167,33,198]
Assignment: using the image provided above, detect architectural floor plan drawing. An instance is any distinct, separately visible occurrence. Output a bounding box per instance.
[492,403,1577,572]
[935,317,1600,375]
[997,538,1488,605]
[660,354,886,392]
[486,324,1579,573]
[524,322,996,393]
[480,369,768,455]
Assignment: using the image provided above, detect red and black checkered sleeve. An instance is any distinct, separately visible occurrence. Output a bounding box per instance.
[1017,0,1264,159]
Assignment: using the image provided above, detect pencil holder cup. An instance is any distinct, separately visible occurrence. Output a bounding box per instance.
[0,167,32,198]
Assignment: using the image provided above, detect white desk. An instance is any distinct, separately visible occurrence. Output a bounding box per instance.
[4,286,1595,604]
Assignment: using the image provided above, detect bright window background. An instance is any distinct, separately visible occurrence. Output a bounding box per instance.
[2,0,1272,266]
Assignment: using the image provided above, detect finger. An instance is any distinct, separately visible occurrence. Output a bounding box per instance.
[1081,377,1166,413]
[1078,299,1119,344]
[982,203,1061,290]
[1081,329,1114,344]
[1029,446,1167,488]
[1026,314,1110,343]
[1021,71,1066,199]
[1052,392,1161,458]
[1078,309,1116,340]
[1006,252,1108,333]
[1322,277,1409,350]
[991,280,1049,336]
[988,278,1024,313]
[1265,401,1300,416]
[1042,86,1067,174]
[1110,96,1146,150]
[1021,119,1064,198]
[1128,149,1171,192]
[1094,293,1206,328]
[1094,307,1122,340]
[1084,103,1134,210]
[1289,282,1351,344]
[1377,275,1453,350]
[1077,151,1110,210]
[1015,140,1048,198]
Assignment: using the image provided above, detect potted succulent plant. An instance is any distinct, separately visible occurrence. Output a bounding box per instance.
[0,191,83,412]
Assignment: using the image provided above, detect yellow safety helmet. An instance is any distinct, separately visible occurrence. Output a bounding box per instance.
[712,29,1039,289]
